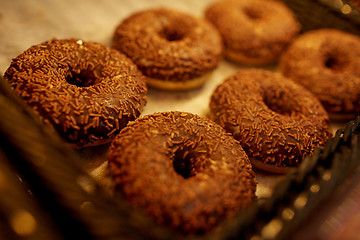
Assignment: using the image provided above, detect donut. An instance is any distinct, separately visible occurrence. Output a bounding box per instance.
[112,8,223,91]
[107,111,257,234]
[350,0,360,9]
[280,28,360,120]
[4,38,147,148]
[210,69,332,174]
[205,0,301,65]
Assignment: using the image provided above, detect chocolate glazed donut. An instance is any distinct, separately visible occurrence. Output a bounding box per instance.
[280,28,360,120]
[210,69,332,173]
[205,0,300,65]
[4,39,147,148]
[112,8,223,91]
[108,111,256,234]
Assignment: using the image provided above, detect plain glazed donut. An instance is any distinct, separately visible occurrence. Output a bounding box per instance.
[108,111,256,234]
[4,38,147,148]
[112,8,223,91]
[280,28,360,120]
[210,69,332,174]
[205,0,300,65]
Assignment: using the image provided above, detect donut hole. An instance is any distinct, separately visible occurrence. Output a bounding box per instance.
[324,53,348,72]
[243,7,263,20]
[263,91,296,116]
[172,147,206,179]
[66,68,98,87]
[159,26,186,42]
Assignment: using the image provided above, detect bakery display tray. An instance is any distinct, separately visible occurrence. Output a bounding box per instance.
[0,0,360,239]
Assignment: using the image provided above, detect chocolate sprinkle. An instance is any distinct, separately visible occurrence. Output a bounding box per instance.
[280,28,360,116]
[4,39,147,148]
[210,69,332,169]
[112,8,223,82]
[107,111,257,234]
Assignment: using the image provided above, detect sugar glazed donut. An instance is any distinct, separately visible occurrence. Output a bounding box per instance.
[280,28,360,120]
[210,69,332,173]
[205,0,300,65]
[112,8,223,91]
[108,111,256,234]
[4,39,147,148]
